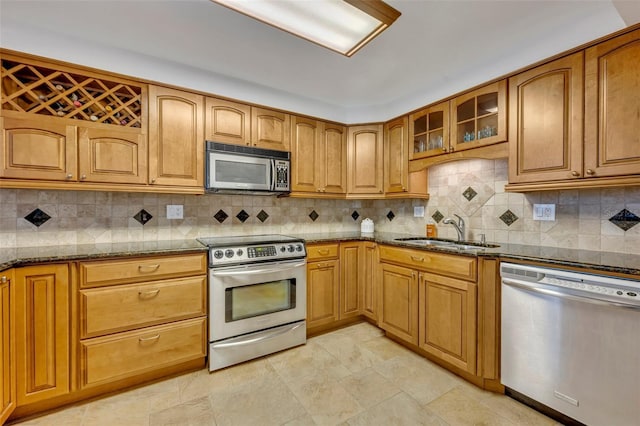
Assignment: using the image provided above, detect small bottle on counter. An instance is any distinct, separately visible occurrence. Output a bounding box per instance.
[426,219,437,238]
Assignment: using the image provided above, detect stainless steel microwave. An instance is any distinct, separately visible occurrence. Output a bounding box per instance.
[205,141,290,195]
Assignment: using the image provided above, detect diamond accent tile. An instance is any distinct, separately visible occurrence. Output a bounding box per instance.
[499,209,519,227]
[432,210,444,223]
[609,208,640,231]
[133,209,153,225]
[462,186,478,201]
[213,210,228,223]
[236,210,250,223]
[257,210,269,223]
[24,208,51,227]
[351,210,360,221]
[386,211,395,221]
[309,210,319,222]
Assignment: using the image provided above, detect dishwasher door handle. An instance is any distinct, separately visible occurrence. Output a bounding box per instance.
[502,278,640,311]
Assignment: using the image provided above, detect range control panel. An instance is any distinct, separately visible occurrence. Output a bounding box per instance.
[209,242,305,266]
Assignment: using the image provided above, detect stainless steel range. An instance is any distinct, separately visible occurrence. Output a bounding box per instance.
[197,235,307,371]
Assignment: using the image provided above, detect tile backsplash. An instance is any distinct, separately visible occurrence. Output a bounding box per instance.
[1,157,639,254]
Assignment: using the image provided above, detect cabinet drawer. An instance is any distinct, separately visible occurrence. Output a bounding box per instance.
[80,318,206,388]
[79,253,207,288]
[379,245,477,282]
[307,244,339,260]
[79,276,207,338]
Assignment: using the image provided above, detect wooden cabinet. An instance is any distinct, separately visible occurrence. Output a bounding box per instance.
[584,28,640,178]
[148,86,204,188]
[77,253,207,389]
[251,107,290,151]
[410,101,450,159]
[378,262,418,345]
[306,245,340,329]
[361,242,378,322]
[205,97,250,146]
[508,53,584,184]
[339,242,362,320]
[347,124,384,195]
[419,273,477,374]
[14,264,70,406]
[0,271,15,425]
[384,116,409,193]
[291,116,347,195]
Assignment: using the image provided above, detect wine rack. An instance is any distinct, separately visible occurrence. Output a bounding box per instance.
[1,57,143,128]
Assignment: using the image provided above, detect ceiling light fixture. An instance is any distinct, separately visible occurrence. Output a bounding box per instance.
[211,0,401,57]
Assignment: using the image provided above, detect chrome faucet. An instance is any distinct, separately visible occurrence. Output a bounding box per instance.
[443,214,465,241]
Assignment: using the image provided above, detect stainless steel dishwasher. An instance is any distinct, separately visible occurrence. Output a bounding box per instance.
[500,262,640,426]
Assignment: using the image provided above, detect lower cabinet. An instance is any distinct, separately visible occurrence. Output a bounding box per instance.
[418,273,477,374]
[14,264,70,406]
[0,271,15,425]
[378,262,419,345]
[306,244,340,329]
[339,242,363,320]
[361,242,378,321]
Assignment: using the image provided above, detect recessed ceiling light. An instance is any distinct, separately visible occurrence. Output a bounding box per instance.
[211,0,401,57]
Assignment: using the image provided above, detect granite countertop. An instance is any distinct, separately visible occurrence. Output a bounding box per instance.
[1,232,639,277]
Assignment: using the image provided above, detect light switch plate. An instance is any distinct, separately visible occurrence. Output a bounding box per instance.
[166,204,184,219]
[413,206,425,217]
[533,204,555,221]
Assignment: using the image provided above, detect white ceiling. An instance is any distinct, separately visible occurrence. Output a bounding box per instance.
[1,0,639,123]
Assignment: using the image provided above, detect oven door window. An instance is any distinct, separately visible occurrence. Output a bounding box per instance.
[225,279,296,322]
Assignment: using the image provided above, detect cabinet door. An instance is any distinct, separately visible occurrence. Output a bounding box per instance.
[251,107,290,151]
[0,272,15,425]
[78,126,147,184]
[291,116,321,193]
[450,80,507,152]
[347,124,384,195]
[148,86,204,187]
[205,97,251,146]
[379,262,418,345]
[339,243,362,320]
[362,243,378,322]
[384,116,408,194]
[321,123,347,194]
[14,264,70,406]
[306,259,340,329]
[419,273,477,374]
[508,53,584,184]
[0,116,77,181]
[409,101,449,159]
[585,29,640,178]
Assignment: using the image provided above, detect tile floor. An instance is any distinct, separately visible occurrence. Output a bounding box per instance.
[13,323,559,426]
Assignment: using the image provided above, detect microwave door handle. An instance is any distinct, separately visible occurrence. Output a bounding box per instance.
[270,160,276,191]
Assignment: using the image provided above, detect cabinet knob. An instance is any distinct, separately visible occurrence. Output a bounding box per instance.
[0,276,6,284]
[80,174,87,180]
[586,169,595,175]
[402,187,406,191]
[150,178,156,184]
[571,171,580,177]
[449,146,454,152]
[66,174,73,179]
[442,147,448,152]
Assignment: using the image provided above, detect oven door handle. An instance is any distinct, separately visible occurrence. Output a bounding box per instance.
[211,322,304,348]
[211,261,306,277]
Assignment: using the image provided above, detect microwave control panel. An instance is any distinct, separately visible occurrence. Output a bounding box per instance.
[274,159,290,191]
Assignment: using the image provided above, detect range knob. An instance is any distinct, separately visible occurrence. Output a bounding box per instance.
[213,250,224,259]
[295,244,303,252]
[225,249,234,258]
[287,244,295,253]
[280,246,287,252]
[237,249,244,256]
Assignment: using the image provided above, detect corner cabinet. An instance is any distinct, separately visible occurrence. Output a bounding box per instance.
[0,271,15,425]
[148,86,204,189]
[347,124,384,196]
[384,116,429,198]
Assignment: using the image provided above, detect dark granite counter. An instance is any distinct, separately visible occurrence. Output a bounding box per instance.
[1,232,638,277]
[0,239,207,272]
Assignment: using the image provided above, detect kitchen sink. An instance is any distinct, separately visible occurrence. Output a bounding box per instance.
[393,237,500,250]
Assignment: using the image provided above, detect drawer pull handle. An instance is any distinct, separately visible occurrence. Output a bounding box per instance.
[139,334,160,343]
[411,256,425,262]
[318,249,330,255]
[317,263,332,269]
[138,289,160,299]
[138,264,160,273]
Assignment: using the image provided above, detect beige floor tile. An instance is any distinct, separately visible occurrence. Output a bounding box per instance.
[177,369,234,403]
[149,396,216,426]
[287,373,364,426]
[208,372,306,426]
[345,392,449,426]
[426,387,513,426]
[313,332,383,373]
[12,404,87,426]
[338,368,401,408]
[268,340,351,383]
[331,322,385,341]
[282,413,317,426]
[359,335,413,361]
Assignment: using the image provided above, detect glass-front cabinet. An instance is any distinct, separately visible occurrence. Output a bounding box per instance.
[409,101,449,159]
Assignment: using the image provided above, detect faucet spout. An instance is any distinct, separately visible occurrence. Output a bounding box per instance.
[442,214,465,241]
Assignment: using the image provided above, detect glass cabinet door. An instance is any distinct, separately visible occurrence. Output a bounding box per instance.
[450,80,506,152]
[409,101,449,159]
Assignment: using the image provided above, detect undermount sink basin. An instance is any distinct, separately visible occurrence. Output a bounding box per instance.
[393,237,500,250]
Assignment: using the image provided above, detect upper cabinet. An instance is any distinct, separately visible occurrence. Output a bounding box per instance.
[507,28,640,190]
[251,107,290,151]
[204,97,250,146]
[385,116,428,198]
[148,86,204,188]
[290,116,346,195]
[347,124,384,196]
[409,101,450,159]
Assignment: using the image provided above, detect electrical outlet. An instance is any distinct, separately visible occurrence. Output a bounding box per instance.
[413,206,425,217]
[166,204,184,220]
[533,204,555,221]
